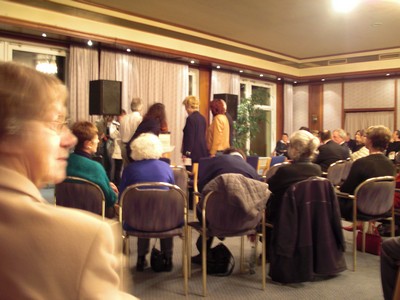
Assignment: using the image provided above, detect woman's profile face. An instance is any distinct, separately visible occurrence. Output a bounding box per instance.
[19,102,77,187]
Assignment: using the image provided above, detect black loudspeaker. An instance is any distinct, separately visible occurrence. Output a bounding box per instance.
[89,80,122,115]
[213,93,238,121]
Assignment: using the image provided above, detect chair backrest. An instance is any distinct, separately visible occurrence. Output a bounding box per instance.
[193,157,214,193]
[246,155,259,171]
[270,155,286,167]
[264,162,290,181]
[171,165,189,198]
[327,159,353,187]
[355,176,396,216]
[55,176,105,217]
[120,182,186,232]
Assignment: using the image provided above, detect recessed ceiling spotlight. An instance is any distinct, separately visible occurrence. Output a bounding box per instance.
[126,48,131,52]
[321,78,325,81]
[87,40,93,46]
[277,78,282,81]
[386,73,391,76]
[239,70,243,73]
[41,33,47,38]
[216,65,221,69]
[190,60,195,64]
[259,74,263,77]
[294,81,297,84]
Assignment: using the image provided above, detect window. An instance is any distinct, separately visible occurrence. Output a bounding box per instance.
[188,68,199,97]
[240,78,276,156]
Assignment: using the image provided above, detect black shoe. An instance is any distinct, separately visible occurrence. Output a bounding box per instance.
[191,254,202,265]
[164,257,173,272]
[136,256,148,272]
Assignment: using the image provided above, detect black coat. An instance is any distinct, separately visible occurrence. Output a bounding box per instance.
[315,140,350,172]
[181,111,208,163]
[269,177,346,283]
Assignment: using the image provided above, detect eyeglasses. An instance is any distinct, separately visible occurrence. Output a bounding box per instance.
[46,120,69,135]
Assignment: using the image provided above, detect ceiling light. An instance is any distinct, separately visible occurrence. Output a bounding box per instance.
[277,78,282,81]
[294,81,297,84]
[126,48,131,52]
[332,0,361,13]
[190,60,195,64]
[321,79,325,81]
[216,65,221,69]
[260,74,263,77]
[41,33,47,38]
[87,40,93,46]
[239,70,243,73]
[386,73,391,76]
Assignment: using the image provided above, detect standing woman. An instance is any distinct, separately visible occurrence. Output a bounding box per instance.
[207,99,230,157]
[181,96,208,169]
[67,121,119,218]
[0,62,136,299]
[126,102,168,161]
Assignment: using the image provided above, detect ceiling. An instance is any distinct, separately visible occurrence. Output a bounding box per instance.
[82,0,400,60]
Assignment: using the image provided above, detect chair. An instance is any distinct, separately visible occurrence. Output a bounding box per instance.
[269,176,346,283]
[119,182,188,295]
[246,155,259,171]
[263,162,290,182]
[336,176,396,271]
[55,176,106,219]
[327,160,353,187]
[171,165,189,199]
[188,173,270,296]
[270,155,286,167]
[192,157,215,211]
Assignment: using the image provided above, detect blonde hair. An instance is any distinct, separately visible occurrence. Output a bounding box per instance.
[130,133,163,161]
[0,62,67,138]
[182,96,199,110]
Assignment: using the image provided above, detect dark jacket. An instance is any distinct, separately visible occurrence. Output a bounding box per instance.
[315,140,350,172]
[269,177,346,283]
[266,160,322,223]
[182,111,208,163]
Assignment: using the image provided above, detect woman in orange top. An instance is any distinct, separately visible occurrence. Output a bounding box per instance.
[206,99,230,157]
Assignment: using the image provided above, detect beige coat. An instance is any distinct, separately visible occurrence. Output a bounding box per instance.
[206,114,230,155]
[0,166,137,300]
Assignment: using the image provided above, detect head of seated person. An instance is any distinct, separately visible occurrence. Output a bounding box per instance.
[288,130,320,162]
[222,147,246,160]
[130,132,163,161]
[71,121,99,157]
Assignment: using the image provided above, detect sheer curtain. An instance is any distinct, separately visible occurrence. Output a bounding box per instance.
[210,70,240,98]
[68,46,99,122]
[344,111,394,135]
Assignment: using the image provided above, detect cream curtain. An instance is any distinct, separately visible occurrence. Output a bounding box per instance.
[344,111,394,136]
[68,46,99,123]
[210,70,240,99]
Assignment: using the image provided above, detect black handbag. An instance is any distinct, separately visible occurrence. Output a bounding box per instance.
[150,240,166,272]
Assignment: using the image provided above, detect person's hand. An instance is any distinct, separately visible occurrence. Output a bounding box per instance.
[210,154,215,158]
[109,182,119,194]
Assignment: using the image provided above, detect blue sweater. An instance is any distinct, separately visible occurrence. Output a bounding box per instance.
[67,153,117,207]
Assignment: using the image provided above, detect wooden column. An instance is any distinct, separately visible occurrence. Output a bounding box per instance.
[199,67,211,125]
[309,84,323,131]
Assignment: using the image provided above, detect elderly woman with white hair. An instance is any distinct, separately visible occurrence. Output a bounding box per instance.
[119,133,175,272]
[266,130,322,224]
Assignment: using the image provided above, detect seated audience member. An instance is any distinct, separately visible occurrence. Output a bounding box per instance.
[381,237,400,300]
[345,131,357,153]
[0,62,136,299]
[197,147,260,193]
[267,130,322,224]
[192,147,262,262]
[119,133,175,272]
[350,129,369,161]
[339,125,396,220]
[314,130,350,172]
[352,129,365,152]
[332,128,351,155]
[126,102,168,162]
[67,121,118,218]
[273,133,289,158]
[207,99,230,157]
[386,129,400,160]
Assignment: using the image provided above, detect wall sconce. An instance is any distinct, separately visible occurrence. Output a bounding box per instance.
[312,114,318,123]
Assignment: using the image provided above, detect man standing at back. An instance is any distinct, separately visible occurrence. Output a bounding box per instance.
[315,130,350,172]
[120,98,142,167]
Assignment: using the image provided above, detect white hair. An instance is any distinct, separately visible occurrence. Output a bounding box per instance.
[130,133,163,161]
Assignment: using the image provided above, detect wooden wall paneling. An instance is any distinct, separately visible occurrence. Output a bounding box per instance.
[276,81,284,137]
[199,67,211,125]
[309,84,323,131]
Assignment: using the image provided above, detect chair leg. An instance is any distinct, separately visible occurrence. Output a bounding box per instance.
[182,231,188,296]
[202,232,207,297]
[188,228,192,277]
[240,236,245,273]
[352,222,357,271]
[262,214,266,290]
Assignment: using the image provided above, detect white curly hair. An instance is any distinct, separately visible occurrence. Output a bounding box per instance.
[130,133,163,161]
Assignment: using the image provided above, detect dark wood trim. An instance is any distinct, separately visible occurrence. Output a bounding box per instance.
[276,82,284,138]
[341,82,345,128]
[344,108,394,113]
[198,67,211,125]
[308,84,323,131]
